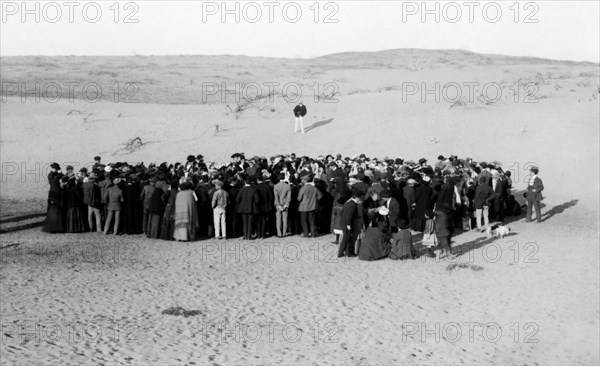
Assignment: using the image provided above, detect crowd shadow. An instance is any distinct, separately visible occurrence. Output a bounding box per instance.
[451,231,518,257]
[305,118,334,133]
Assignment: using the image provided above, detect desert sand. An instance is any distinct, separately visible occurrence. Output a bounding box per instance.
[1,49,599,365]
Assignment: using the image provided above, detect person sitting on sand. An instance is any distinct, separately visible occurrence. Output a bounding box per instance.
[358,218,391,261]
[389,219,416,260]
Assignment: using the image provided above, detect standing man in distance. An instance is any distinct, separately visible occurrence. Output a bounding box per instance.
[293,101,307,134]
[526,166,544,223]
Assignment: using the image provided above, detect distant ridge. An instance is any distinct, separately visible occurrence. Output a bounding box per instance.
[1,48,598,65]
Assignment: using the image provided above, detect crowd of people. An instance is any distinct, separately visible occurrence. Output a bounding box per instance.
[42,153,543,259]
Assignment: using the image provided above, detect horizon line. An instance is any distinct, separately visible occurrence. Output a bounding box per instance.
[1,48,598,65]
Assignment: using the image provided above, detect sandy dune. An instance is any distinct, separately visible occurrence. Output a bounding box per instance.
[1,50,599,365]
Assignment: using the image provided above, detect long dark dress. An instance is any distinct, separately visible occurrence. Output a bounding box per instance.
[65,182,86,233]
[227,184,240,239]
[411,183,433,232]
[195,183,212,238]
[160,188,178,240]
[43,177,65,233]
[122,182,143,234]
[358,226,390,261]
[147,187,166,239]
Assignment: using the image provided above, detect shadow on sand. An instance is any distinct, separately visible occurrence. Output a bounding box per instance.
[305,118,334,133]
[541,199,578,222]
[449,198,578,257]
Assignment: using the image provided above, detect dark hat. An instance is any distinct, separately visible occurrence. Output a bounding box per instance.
[196,154,204,160]
[397,218,409,230]
[418,158,427,164]
[438,155,445,160]
[480,162,488,168]
[50,162,61,170]
[231,153,239,159]
[187,155,195,162]
[94,156,101,161]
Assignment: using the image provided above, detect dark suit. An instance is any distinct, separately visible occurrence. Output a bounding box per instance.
[255,182,274,238]
[339,199,363,257]
[493,178,506,221]
[236,185,260,239]
[526,177,544,222]
[293,104,307,117]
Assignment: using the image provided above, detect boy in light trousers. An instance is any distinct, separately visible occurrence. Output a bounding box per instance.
[211,180,229,239]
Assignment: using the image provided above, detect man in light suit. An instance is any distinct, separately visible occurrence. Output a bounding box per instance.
[273,173,291,237]
[526,166,544,223]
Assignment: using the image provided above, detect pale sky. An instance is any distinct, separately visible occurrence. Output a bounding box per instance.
[1,0,599,62]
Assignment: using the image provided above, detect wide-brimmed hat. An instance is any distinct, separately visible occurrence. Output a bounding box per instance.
[50,162,61,170]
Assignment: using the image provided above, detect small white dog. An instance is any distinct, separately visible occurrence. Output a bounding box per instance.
[483,224,511,239]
